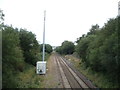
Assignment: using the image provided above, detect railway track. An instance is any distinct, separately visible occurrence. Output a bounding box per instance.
[54,54,96,89]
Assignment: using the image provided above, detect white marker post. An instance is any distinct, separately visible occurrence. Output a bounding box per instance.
[36,10,46,74]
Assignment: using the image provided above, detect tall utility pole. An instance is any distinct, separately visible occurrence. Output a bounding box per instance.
[36,10,46,75]
[43,10,46,61]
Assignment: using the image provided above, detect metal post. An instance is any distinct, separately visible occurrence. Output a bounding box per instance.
[43,10,46,61]
[118,1,120,16]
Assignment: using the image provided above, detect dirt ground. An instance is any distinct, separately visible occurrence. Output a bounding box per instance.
[41,54,64,88]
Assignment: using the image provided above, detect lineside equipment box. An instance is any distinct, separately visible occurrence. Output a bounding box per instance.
[36,61,46,74]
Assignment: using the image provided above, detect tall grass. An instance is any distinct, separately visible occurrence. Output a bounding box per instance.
[15,64,44,88]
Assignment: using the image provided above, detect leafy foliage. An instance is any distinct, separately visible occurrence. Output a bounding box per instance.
[56,40,75,55]
[1,9,53,88]
[19,29,40,65]
[75,17,119,87]
[40,44,53,54]
[2,25,25,88]
[2,24,52,88]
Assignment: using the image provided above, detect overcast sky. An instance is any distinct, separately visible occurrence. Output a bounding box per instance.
[0,0,119,46]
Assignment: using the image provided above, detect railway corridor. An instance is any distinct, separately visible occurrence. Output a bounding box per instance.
[42,53,96,89]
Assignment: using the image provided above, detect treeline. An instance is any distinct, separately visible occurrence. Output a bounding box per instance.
[0,10,52,88]
[56,41,75,54]
[56,16,120,87]
[76,17,119,87]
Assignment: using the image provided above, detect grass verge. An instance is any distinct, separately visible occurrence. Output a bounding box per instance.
[15,63,44,88]
[15,53,51,88]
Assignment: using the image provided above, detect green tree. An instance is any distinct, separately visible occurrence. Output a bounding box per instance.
[40,44,53,54]
[56,41,75,55]
[19,29,39,65]
[2,25,25,88]
[75,17,119,87]
[87,24,99,35]
[76,35,96,66]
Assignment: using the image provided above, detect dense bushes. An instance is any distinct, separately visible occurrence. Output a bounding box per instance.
[19,29,40,66]
[2,25,53,88]
[55,16,119,87]
[40,44,53,54]
[2,26,25,87]
[56,40,75,55]
[75,17,119,87]
[1,24,53,88]
[0,9,51,88]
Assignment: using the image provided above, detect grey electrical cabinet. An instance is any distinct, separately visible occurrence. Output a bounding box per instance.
[36,61,46,74]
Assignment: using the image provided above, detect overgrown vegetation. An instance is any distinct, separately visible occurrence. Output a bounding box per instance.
[75,17,119,87]
[15,64,44,88]
[40,44,53,54]
[1,10,52,88]
[55,40,75,55]
[56,16,119,88]
[65,55,118,88]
